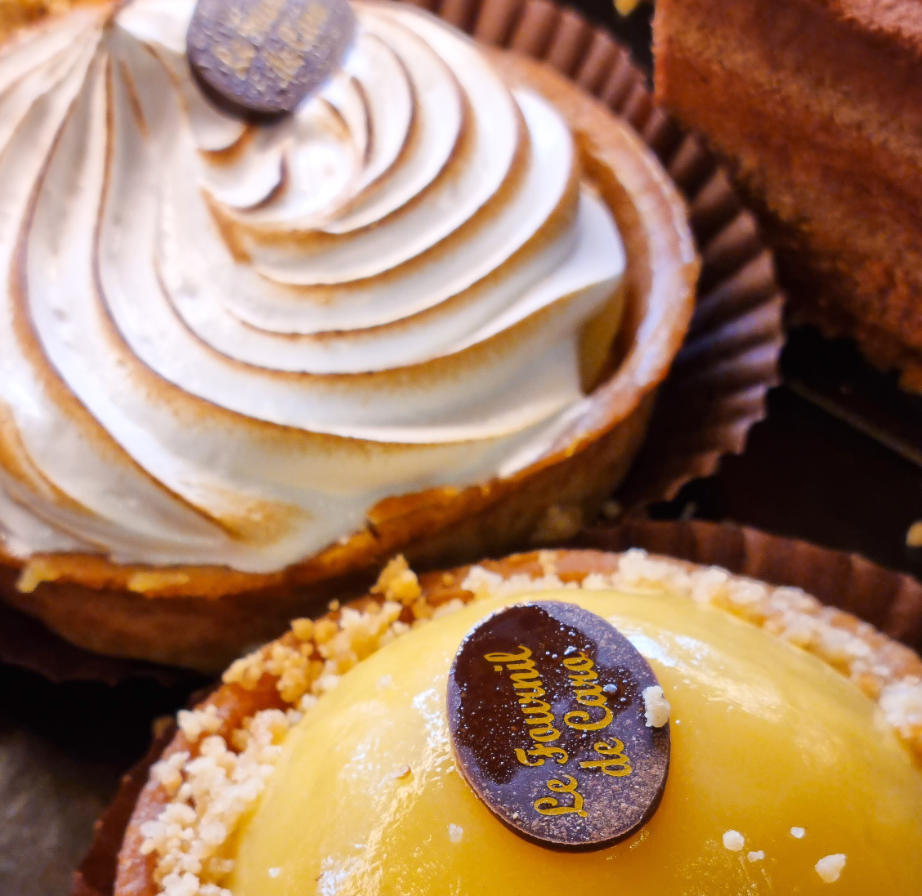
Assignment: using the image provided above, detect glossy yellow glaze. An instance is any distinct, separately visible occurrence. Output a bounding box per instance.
[230,589,922,894]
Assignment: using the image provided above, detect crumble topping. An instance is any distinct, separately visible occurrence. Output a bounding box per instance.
[371,555,422,606]
[139,549,922,896]
[141,710,301,896]
[747,850,765,862]
[790,826,806,839]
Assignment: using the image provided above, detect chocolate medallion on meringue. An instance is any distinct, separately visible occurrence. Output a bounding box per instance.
[187,0,356,119]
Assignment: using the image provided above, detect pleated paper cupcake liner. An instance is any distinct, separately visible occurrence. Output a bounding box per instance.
[578,519,922,650]
[418,0,786,508]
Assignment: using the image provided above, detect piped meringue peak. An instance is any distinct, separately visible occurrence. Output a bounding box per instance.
[0,0,626,573]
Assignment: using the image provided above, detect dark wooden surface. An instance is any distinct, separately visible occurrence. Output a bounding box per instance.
[654,329,922,581]
[1,3,920,895]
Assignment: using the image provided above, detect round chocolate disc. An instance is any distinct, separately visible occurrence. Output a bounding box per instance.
[447,601,670,850]
[186,0,356,120]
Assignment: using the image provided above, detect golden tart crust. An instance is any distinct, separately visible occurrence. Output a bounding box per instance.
[0,27,698,671]
[114,548,922,896]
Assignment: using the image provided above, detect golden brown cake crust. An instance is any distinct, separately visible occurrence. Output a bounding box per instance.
[111,547,922,896]
[0,26,698,671]
[654,0,922,390]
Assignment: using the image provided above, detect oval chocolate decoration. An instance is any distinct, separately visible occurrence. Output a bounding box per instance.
[186,0,356,120]
[447,602,670,851]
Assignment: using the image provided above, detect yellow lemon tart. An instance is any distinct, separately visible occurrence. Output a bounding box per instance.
[116,549,922,894]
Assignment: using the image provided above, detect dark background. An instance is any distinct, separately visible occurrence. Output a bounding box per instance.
[1,3,920,895]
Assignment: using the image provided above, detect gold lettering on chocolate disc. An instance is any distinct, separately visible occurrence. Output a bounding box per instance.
[562,652,614,732]
[485,647,562,743]
[515,744,569,767]
[534,775,588,818]
[485,643,632,821]
[214,39,257,78]
[233,0,287,40]
[578,738,633,777]
[449,602,669,849]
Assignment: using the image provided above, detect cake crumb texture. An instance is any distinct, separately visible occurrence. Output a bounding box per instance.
[655,0,922,389]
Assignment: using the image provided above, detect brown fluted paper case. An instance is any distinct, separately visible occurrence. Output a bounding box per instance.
[578,519,922,651]
[72,518,922,896]
[0,0,785,685]
[410,0,786,506]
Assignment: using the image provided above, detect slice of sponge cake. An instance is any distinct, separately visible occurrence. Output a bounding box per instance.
[654,0,922,391]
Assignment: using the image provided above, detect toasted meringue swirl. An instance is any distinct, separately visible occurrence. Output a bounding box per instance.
[0,0,625,573]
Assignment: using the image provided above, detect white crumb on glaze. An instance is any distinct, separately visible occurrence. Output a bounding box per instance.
[722,830,745,852]
[642,685,670,727]
[815,853,847,883]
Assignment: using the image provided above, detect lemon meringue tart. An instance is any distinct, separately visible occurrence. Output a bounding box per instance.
[0,0,697,670]
[114,549,922,895]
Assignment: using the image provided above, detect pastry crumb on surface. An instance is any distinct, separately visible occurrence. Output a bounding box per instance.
[601,499,622,520]
[879,679,922,745]
[790,826,806,839]
[722,830,745,852]
[459,550,922,751]
[530,503,583,543]
[642,685,670,728]
[290,617,314,641]
[907,521,922,548]
[177,706,222,744]
[448,823,464,844]
[815,853,846,883]
[126,570,192,593]
[372,554,421,605]
[140,549,922,896]
[747,850,765,862]
[538,549,559,579]
[15,558,61,593]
